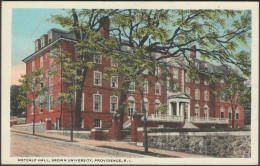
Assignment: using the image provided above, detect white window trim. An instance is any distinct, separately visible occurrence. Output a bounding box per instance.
[195,89,200,100]
[155,67,160,76]
[49,94,53,112]
[111,76,118,88]
[49,74,53,86]
[143,81,149,94]
[111,58,118,67]
[185,87,190,95]
[40,56,43,68]
[204,90,209,101]
[93,55,102,64]
[81,93,85,111]
[128,82,135,92]
[204,80,209,85]
[93,94,102,112]
[204,106,209,118]
[94,119,102,128]
[32,60,35,71]
[220,95,225,102]
[155,82,161,95]
[236,108,239,120]
[142,69,148,75]
[220,107,225,118]
[31,101,34,115]
[173,70,178,79]
[94,71,102,86]
[195,78,200,84]
[110,96,118,113]
[228,108,232,120]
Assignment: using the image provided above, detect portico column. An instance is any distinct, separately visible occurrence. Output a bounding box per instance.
[176,101,179,116]
[180,103,184,117]
[187,102,191,122]
[168,101,172,115]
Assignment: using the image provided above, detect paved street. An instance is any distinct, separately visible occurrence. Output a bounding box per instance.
[11,132,136,157]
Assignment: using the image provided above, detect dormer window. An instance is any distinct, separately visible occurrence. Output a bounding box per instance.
[35,41,39,51]
[41,36,45,48]
[48,31,53,44]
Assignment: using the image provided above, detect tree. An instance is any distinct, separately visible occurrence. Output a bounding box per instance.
[49,9,118,129]
[53,50,84,141]
[17,68,50,135]
[10,85,25,117]
[212,69,250,128]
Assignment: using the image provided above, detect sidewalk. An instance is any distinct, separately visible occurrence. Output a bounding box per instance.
[11,129,214,158]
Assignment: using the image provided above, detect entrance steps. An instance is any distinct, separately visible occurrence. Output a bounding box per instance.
[121,135,131,142]
[183,121,199,129]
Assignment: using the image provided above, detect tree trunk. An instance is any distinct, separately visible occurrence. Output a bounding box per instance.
[70,102,74,141]
[33,101,36,135]
[139,89,148,153]
[118,81,129,130]
[74,90,82,130]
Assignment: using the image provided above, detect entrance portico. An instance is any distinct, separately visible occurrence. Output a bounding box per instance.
[168,93,191,122]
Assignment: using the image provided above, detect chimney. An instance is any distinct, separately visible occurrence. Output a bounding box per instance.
[190,45,196,59]
[100,16,110,39]
[34,39,41,52]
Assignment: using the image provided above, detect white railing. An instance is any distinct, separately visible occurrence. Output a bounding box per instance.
[190,117,229,124]
[123,119,131,129]
[145,114,184,123]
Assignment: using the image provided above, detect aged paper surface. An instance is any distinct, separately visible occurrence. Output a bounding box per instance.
[1,1,259,165]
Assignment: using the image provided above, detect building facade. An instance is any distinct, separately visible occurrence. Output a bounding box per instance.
[22,28,244,130]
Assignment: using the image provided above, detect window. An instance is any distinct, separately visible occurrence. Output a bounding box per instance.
[81,93,84,111]
[128,82,135,91]
[236,108,239,120]
[220,94,225,102]
[143,81,148,93]
[220,107,225,118]
[110,96,118,112]
[195,104,200,117]
[195,89,200,100]
[111,58,118,67]
[185,73,190,82]
[41,37,45,48]
[204,63,209,71]
[155,82,161,95]
[154,99,161,116]
[49,94,53,111]
[128,96,135,117]
[48,31,52,44]
[144,98,149,113]
[111,76,118,88]
[228,108,232,120]
[93,94,102,112]
[155,67,160,76]
[40,105,43,113]
[94,119,101,128]
[204,80,209,85]
[49,51,54,64]
[185,87,190,95]
[31,101,34,115]
[32,60,35,71]
[204,90,209,101]
[195,78,200,84]
[173,70,178,79]
[204,105,209,117]
[94,55,102,64]
[40,56,43,68]
[94,71,102,86]
[142,69,148,75]
[35,41,39,51]
[220,80,224,87]
[49,75,53,85]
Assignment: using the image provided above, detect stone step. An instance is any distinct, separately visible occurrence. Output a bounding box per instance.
[183,121,199,129]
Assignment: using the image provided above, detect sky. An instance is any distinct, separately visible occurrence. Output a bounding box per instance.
[11,8,66,85]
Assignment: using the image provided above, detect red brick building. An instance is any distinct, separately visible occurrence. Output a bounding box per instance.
[22,28,244,131]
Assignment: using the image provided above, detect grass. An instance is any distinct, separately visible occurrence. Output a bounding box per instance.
[97,145,178,158]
